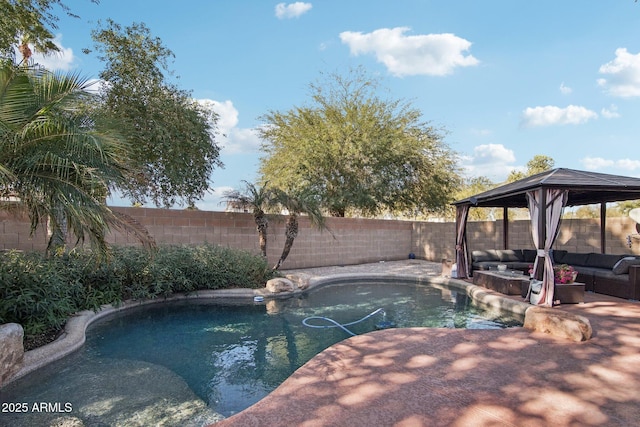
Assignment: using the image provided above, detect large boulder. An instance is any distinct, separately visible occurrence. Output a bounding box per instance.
[0,323,24,386]
[524,307,592,342]
[266,277,295,293]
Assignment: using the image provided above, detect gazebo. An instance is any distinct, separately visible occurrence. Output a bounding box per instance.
[452,168,640,306]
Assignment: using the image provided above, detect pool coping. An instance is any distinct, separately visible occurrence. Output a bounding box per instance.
[5,270,584,387]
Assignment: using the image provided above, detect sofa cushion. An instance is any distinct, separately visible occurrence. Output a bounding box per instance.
[559,252,590,267]
[612,257,640,275]
[523,249,537,263]
[472,250,499,262]
[587,253,625,270]
[552,250,568,263]
[497,249,523,262]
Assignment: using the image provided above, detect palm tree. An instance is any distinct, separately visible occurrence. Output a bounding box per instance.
[223,181,273,257]
[0,62,153,257]
[271,188,330,270]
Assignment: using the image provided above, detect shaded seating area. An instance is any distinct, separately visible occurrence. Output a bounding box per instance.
[453,168,640,305]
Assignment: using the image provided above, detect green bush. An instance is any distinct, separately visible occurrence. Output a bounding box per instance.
[0,251,79,334]
[0,245,276,340]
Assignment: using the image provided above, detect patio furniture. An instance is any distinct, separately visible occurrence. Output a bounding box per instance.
[471,249,640,300]
[472,270,529,296]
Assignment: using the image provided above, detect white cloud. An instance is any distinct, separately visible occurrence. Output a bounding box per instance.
[582,157,640,171]
[472,144,516,164]
[460,144,518,181]
[520,105,598,128]
[582,157,614,170]
[339,27,479,77]
[597,48,640,97]
[83,78,110,95]
[194,186,235,211]
[559,82,572,95]
[197,99,262,155]
[275,2,312,19]
[601,104,620,119]
[618,159,640,170]
[28,35,75,71]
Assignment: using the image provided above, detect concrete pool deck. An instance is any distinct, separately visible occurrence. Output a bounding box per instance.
[214,260,640,427]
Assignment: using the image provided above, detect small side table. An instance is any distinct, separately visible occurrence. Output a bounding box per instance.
[554,282,585,304]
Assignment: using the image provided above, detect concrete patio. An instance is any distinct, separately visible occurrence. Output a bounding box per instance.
[214,260,640,427]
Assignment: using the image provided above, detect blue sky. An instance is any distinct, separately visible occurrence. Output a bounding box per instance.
[30,1,640,210]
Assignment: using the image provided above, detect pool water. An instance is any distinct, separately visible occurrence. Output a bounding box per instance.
[0,281,521,425]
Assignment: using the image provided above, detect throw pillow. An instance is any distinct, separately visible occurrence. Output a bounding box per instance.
[612,257,640,275]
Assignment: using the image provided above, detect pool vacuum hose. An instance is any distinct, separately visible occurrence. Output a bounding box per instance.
[302,308,394,336]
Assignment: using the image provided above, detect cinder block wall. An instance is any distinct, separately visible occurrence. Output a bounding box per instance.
[0,210,48,252]
[462,217,640,254]
[2,207,639,268]
[108,208,414,269]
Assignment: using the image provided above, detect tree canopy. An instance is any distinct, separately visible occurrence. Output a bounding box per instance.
[0,0,95,61]
[258,68,461,217]
[0,63,150,257]
[506,154,555,183]
[88,19,223,207]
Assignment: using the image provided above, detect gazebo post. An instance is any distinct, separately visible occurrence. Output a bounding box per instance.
[600,202,607,254]
[503,207,509,249]
[536,188,547,280]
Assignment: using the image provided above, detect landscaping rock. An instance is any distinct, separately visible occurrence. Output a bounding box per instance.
[266,277,295,293]
[285,273,312,290]
[0,323,24,387]
[524,306,592,342]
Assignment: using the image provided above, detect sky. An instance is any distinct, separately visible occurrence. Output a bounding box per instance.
[29,0,640,211]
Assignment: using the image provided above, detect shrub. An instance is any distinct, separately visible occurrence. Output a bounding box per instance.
[0,251,79,335]
[0,245,276,341]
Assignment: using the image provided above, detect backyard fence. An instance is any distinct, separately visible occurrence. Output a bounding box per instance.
[1,207,639,269]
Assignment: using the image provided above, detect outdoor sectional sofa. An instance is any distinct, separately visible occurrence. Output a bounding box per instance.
[471,249,640,300]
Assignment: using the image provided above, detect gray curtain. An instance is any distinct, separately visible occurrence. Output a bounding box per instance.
[526,188,567,306]
[455,204,470,279]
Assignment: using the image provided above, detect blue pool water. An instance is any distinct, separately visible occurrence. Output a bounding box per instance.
[0,281,521,425]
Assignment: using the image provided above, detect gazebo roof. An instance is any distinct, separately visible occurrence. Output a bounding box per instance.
[452,168,640,208]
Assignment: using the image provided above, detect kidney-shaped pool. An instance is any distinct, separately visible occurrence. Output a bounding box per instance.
[0,280,522,426]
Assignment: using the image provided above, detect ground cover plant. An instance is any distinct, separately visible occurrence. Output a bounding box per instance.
[0,244,276,350]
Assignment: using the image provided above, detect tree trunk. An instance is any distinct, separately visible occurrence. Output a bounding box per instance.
[255,213,268,257]
[46,205,67,257]
[273,215,298,270]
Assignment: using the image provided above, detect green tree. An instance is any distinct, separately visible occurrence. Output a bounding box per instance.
[0,63,151,257]
[505,169,525,183]
[506,155,555,183]
[0,0,94,61]
[454,176,499,221]
[259,67,461,217]
[573,205,600,219]
[223,181,274,257]
[611,200,640,217]
[271,188,329,270]
[525,155,555,175]
[88,19,222,207]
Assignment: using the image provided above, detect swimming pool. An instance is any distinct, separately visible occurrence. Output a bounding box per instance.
[0,280,521,426]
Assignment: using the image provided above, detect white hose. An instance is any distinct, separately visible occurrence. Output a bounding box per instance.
[302,308,386,336]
